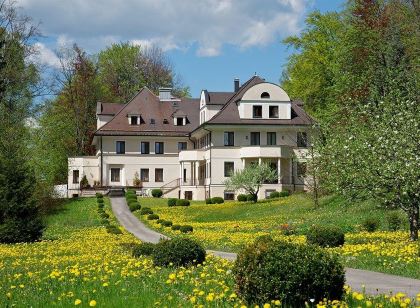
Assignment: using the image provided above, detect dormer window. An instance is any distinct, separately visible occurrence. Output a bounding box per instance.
[261,92,270,99]
[252,105,262,118]
[176,117,183,126]
[163,119,169,124]
[150,119,155,124]
[130,115,138,125]
[269,106,279,118]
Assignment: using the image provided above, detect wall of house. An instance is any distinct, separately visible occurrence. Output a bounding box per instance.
[68,156,99,196]
[97,115,114,129]
[238,102,291,119]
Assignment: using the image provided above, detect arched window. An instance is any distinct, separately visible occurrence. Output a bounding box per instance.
[261,92,270,99]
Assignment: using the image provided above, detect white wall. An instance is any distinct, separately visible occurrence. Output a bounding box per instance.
[97,115,114,129]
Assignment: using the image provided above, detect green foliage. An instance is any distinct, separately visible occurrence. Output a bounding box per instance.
[246,194,257,202]
[128,202,141,212]
[171,224,181,231]
[237,194,247,202]
[167,198,177,207]
[269,191,281,199]
[279,191,290,197]
[132,242,156,258]
[147,214,159,220]
[224,163,277,202]
[176,199,190,207]
[79,175,89,189]
[151,189,163,198]
[306,225,345,247]
[105,225,122,235]
[162,220,173,227]
[180,225,193,233]
[96,193,103,198]
[152,238,206,267]
[156,219,164,224]
[205,198,213,204]
[234,239,345,306]
[387,212,404,231]
[97,198,104,204]
[133,171,141,187]
[211,197,224,204]
[362,218,380,233]
[140,208,153,215]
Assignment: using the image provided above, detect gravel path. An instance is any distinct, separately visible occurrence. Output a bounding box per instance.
[110,197,420,298]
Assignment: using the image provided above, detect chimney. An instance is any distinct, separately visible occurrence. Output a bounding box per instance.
[234,78,240,92]
[159,87,172,100]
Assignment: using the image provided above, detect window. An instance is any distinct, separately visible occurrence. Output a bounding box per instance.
[155,168,163,182]
[267,132,276,145]
[269,106,279,118]
[261,92,270,99]
[72,170,79,184]
[116,141,125,154]
[140,169,149,182]
[155,142,164,154]
[253,105,262,118]
[178,142,187,152]
[297,162,307,177]
[141,142,150,154]
[297,132,308,147]
[130,116,138,125]
[163,119,169,124]
[224,132,234,146]
[176,117,183,126]
[224,191,235,200]
[224,162,234,177]
[110,168,120,182]
[250,132,260,145]
[183,168,187,183]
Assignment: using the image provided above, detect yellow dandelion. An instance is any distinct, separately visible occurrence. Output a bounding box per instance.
[74,299,82,305]
[89,300,97,307]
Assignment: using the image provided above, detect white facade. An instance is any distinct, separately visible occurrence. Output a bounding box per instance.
[68,79,311,199]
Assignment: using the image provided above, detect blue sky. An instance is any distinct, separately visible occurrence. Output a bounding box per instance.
[19,0,344,98]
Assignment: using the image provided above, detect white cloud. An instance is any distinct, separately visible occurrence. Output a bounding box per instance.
[17,0,308,57]
[31,42,60,68]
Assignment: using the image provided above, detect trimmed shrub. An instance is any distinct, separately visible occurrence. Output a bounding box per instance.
[205,198,213,204]
[246,194,257,202]
[387,212,404,231]
[269,191,281,199]
[168,198,177,207]
[156,219,164,224]
[140,207,153,215]
[126,189,136,195]
[279,190,290,197]
[96,193,103,198]
[152,238,206,267]
[106,225,122,235]
[147,214,159,220]
[162,220,173,227]
[211,197,224,204]
[362,217,380,232]
[99,212,110,219]
[306,225,345,247]
[176,199,190,207]
[171,224,181,231]
[97,198,104,204]
[132,242,156,257]
[151,189,163,198]
[128,202,141,212]
[234,239,345,306]
[0,217,44,244]
[237,194,247,202]
[126,195,137,202]
[100,218,110,225]
[97,203,104,209]
[180,225,193,233]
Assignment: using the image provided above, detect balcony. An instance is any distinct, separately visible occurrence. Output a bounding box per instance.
[240,146,290,158]
[179,149,205,162]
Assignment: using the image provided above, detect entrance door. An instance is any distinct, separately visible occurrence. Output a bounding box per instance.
[110,168,121,186]
[184,191,193,200]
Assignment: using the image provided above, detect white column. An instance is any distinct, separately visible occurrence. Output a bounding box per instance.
[258,158,262,165]
[277,158,281,184]
[289,159,293,184]
[191,162,194,185]
[179,162,183,184]
[242,158,245,169]
[195,161,199,185]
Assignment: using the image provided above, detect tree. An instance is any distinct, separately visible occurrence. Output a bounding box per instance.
[97,42,189,103]
[224,163,277,202]
[0,0,44,242]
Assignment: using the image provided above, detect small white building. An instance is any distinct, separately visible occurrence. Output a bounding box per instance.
[68,76,312,200]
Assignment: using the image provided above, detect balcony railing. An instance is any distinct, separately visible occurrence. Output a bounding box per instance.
[181,178,205,186]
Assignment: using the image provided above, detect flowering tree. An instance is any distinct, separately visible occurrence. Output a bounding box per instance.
[224,163,277,202]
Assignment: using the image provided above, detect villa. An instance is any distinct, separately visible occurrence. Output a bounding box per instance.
[68,75,312,200]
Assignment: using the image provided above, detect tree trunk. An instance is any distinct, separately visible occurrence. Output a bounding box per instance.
[408,204,419,241]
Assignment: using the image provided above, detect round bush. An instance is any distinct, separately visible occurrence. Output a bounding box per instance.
[106,225,122,235]
[96,193,103,198]
[362,217,380,232]
[132,242,156,257]
[269,191,281,199]
[99,212,110,219]
[205,198,213,204]
[168,198,177,207]
[97,198,104,204]
[387,212,404,231]
[0,217,44,244]
[306,225,345,247]
[176,199,190,207]
[126,195,137,202]
[156,219,164,224]
[97,203,104,209]
[128,202,141,212]
[100,218,110,225]
[180,225,193,233]
[279,191,290,197]
[246,194,257,202]
[211,197,224,204]
[152,237,206,267]
[237,194,247,202]
[140,207,153,215]
[126,189,136,195]
[151,189,163,198]
[162,220,173,227]
[171,224,181,231]
[147,214,159,220]
[234,240,345,306]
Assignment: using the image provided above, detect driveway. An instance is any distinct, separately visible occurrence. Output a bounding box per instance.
[110,197,420,298]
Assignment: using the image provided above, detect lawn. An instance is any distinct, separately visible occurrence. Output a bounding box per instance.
[1,197,419,307]
[136,194,420,279]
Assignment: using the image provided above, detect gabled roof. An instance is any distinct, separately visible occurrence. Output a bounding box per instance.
[204,76,313,126]
[95,87,199,136]
[204,91,235,105]
[97,102,126,115]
